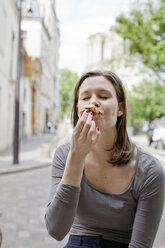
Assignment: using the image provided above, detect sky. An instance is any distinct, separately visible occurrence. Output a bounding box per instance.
[55,0,135,76]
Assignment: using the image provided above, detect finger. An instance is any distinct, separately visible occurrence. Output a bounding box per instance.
[91,127,101,145]
[74,110,89,134]
[81,112,94,136]
[87,118,96,140]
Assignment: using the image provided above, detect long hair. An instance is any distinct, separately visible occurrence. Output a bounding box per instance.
[71,70,134,166]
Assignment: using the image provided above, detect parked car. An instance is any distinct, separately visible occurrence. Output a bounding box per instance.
[149,116,165,149]
[152,127,165,149]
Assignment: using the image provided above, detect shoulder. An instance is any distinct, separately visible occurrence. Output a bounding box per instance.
[133,147,165,196]
[55,142,70,156]
[52,142,70,166]
[136,147,164,176]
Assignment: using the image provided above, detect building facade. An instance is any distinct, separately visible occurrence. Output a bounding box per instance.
[21,0,60,136]
[0,0,60,152]
[86,28,144,90]
[0,0,19,151]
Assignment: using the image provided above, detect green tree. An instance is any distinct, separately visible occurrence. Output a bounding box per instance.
[127,81,165,132]
[115,0,165,76]
[60,69,79,119]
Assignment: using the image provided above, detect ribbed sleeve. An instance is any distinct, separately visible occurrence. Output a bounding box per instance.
[45,143,81,241]
[129,157,165,248]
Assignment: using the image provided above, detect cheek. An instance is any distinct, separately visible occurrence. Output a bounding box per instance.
[104,101,118,115]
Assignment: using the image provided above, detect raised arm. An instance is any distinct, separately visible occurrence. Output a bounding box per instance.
[45,110,100,241]
[129,160,165,248]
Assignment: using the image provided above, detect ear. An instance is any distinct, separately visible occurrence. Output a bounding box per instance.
[117,102,123,117]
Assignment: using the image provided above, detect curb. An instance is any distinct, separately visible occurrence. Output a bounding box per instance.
[0,162,51,175]
[0,134,60,176]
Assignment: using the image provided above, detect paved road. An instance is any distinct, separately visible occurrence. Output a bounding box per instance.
[0,167,68,248]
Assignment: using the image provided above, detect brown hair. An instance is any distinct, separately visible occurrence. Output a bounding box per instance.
[71,70,135,166]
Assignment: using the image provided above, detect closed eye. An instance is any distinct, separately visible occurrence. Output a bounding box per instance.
[82,97,90,100]
[99,96,109,99]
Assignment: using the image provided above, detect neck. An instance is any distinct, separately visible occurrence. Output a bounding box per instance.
[90,127,117,162]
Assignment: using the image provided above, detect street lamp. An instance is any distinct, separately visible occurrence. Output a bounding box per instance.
[13,0,22,164]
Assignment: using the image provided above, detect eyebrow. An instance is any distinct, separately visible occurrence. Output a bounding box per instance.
[80,89,111,95]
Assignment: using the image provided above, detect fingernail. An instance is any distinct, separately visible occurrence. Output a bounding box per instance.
[86,110,89,113]
[90,112,93,115]
[97,127,100,131]
[91,118,94,121]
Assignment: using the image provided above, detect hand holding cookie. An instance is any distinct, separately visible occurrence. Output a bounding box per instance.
[70,109,101,159]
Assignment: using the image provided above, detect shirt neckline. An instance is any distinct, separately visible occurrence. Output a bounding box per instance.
[82,146,140,196]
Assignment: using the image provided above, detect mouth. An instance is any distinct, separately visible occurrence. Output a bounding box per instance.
[92,111,103,120]
[80,103,103,116]
[98,110,103,115]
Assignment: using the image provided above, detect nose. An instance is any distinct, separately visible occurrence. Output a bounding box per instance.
[90,95,101,107]
[92,101,100,107]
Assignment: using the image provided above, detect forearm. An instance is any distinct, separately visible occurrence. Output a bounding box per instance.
[45,151,85,239]
[61,150,85,187]
[45,183,81,241]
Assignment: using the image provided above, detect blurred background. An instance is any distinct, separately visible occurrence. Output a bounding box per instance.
[0,0,165,247]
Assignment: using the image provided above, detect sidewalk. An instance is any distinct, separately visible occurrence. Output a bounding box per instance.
[0,134,57,175]
[0,122,73,175]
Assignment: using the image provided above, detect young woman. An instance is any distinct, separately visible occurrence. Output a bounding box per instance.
[45,71,165,248]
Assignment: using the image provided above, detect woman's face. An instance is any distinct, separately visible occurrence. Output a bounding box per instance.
[77,76,123,132]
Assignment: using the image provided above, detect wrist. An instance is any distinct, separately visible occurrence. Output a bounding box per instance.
[69,148,87,162]
[61,152,84,187]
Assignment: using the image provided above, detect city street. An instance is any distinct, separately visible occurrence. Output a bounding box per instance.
[0,166,68,248]
[0,133,165,248]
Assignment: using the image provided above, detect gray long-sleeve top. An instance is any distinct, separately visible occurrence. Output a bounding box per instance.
[45,142,165,247]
